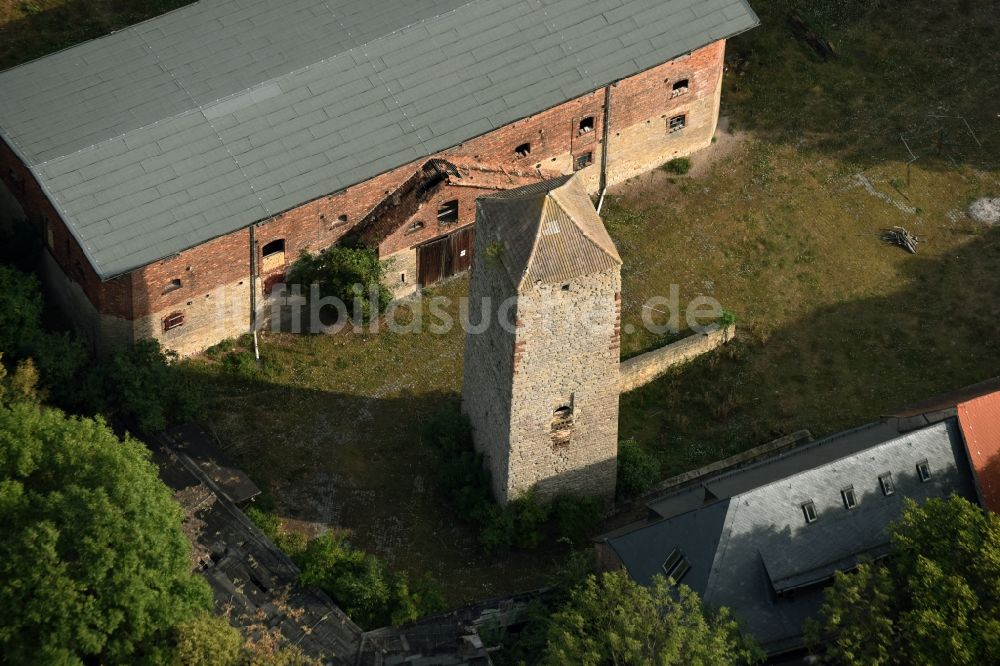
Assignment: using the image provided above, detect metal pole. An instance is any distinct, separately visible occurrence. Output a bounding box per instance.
[249,224,260,362]
[599,82,614,194]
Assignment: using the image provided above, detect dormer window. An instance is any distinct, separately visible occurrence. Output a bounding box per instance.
[917,460,932,482]
[578,117,595,135]
[671,78,690,97]
[163,278,182,294]
[662,549,691,583]
[515,142,532,158]
[802,500,818,524]
[879,472,895,496]
[841,486,858,510]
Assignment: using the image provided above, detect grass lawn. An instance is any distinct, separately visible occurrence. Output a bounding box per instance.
[3,0,999,602]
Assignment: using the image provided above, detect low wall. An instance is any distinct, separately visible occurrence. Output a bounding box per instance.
[618,325,735,394]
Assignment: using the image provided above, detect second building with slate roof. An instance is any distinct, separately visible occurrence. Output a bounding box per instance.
[0,0,758,355]
[598,407,985,657]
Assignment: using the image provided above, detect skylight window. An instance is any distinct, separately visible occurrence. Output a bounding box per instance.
[841,486,858,510]
[879,472,895,496]
[917,460,932,482]
[662,549,690,583]
[802,500,818,524]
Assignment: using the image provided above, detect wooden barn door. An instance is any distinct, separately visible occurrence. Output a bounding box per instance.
[449,226,474,275]
[418,236,447,287]
[417,226,476,287]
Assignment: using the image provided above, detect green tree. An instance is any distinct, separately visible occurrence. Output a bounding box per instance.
[172,613,244,666]
[806,495,1000,665]
[542,570,762,665]
[0,400,211,664]
[287,246,393,321]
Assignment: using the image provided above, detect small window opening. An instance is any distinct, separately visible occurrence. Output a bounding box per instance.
[335,214,349,225]
[514,142,532,158]
[561,283,570,291]
[662,549,691,583]
[400,272,406,284]
[917,460,932,482]
[671,78,690,97]
[578,117,595,135]
[408,220,425,233]
[879,473,895,496]
[437,200,459,224]
[668,114,687,133]
[262,239,285,257]
[163,311,184,331]
[574,152,593,171]
[802,500,818,524]
[163,278,182,294]
[841,486,858,510]
[551,405,574,432]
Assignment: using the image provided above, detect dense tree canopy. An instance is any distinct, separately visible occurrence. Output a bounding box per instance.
[806,495,1000,665]
[0,399,211,663]
[542,570,762,665]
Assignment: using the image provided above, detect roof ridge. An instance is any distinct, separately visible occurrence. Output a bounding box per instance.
[548,179,622,265]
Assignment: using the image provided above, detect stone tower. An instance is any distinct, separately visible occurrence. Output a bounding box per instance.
[462,174,622,504]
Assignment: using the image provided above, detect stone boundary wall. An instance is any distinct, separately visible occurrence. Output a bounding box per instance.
[618,325,736,394]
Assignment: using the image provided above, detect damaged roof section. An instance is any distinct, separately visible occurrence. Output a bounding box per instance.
[0,0,759,278]
[153,426,500,664]
[351,157,555,248]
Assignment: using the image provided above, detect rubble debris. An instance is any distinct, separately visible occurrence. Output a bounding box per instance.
[881,226,923,254]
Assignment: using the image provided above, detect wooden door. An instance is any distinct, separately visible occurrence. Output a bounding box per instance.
[418,236,447,286]
[449,226,474,275]
[417,226,476,287]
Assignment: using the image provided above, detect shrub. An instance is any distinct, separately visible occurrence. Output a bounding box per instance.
[221,350,261,379]
[617,438,661,499]
[552,494,602,544]
[172,613,243,666]
[287,246,393,321]
[296,532,444,629]
[102,338,203,433]
[663,157,692,175]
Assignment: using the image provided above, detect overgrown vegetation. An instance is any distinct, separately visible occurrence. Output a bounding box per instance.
[0,264,201,433]
[246,510,444,630]
[287,246,393,322]
[805,495,1000,665]
[420,406,603,551]
[616,438,661,499]
[488,569,763,665]
[663,156,692,175]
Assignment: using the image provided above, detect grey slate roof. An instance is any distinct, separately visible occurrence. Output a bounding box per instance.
[478,173,622,288]
[0,0,758,278]
[605,418,978,655]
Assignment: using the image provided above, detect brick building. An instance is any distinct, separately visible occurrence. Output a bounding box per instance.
[0,0,758,355]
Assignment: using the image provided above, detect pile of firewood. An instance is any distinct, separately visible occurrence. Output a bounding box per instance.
[881,226,923,254]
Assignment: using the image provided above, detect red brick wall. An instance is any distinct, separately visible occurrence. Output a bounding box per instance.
[0,139,132,318]
[2,40,725,335]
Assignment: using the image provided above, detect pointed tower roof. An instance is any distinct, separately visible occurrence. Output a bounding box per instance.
[477,174,622,290]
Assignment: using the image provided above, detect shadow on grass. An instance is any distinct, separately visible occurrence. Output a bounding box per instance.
[621,223,1000,478]
[724,0,999,171]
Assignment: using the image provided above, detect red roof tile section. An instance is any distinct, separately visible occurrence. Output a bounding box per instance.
[957,391,1000,513]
